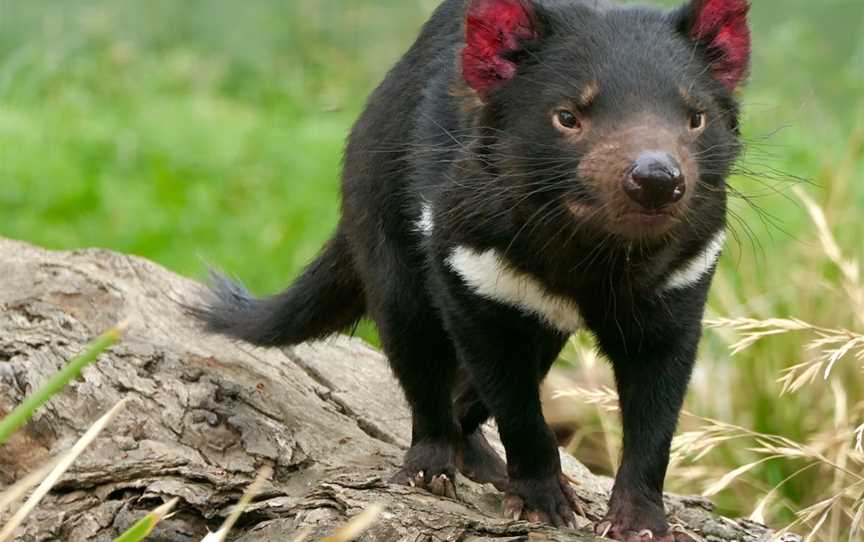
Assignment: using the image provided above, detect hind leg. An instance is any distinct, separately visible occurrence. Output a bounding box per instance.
[453,372,508,490]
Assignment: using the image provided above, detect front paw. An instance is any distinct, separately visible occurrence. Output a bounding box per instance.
[502,473,586,528]
[392,440,458,499]
[595,496,696,541]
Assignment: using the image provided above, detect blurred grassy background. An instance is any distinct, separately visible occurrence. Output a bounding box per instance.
[1,0,862,537]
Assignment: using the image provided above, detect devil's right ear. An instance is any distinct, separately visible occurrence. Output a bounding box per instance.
[675,0,751,91]
[460,0,540,101]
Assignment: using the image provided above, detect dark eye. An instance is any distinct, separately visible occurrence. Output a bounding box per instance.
[689,111,707,132]
[554,109,582,132]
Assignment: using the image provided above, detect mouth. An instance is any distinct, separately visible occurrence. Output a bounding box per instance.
[617,208,679,236]
[566,198,680,239]
[624,208,675,222]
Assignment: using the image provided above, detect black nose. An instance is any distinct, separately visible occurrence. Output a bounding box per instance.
[623,151,686,211]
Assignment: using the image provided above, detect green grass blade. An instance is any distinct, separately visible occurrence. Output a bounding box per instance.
[0,321,127,446]
[114,498,180,542]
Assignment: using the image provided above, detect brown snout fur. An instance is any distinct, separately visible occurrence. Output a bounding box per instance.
[574,117,699,238]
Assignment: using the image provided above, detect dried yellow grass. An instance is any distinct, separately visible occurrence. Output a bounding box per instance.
[201,464,274,542]
[0,457,61,518]
[0,398,129,542]
[557,188,864,541]
[688,189,863,541]
[704,318,864,395]
[793,187,863,325]
[321,504,384,542]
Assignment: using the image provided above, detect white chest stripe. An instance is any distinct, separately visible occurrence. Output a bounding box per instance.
[416,202,434,237]
[663,230,726,292]
[446,246,583,333]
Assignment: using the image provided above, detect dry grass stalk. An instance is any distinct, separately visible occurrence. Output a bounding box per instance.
[792,187,863,324]
[704,318,864,395]
[702,190,863,541]
[321,504,385,542]
[555,189,864,540]
[553,385,619,413]
[560,373,864,539]
[0,398,129,542]
[201,463,274,542]
[671,409,863,540]
[555,335,622,470]
[0,456,62,519]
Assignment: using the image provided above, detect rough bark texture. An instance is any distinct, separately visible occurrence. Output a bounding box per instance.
[0,238,780,542]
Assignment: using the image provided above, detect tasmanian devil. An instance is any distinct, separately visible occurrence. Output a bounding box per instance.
[196,0,751,539]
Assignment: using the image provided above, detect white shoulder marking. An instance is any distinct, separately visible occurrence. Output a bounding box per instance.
[416,202,434,236]
[446,246,583,333]
[663,230,726,292]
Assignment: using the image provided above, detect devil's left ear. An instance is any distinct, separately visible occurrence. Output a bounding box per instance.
[676,0,751,91]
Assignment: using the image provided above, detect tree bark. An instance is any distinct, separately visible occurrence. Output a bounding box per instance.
[0,238,780,542]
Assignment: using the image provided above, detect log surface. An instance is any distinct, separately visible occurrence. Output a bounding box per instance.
[0,238,779,541]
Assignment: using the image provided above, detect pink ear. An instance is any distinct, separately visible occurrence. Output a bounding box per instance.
[689,0,751,91]
[461,0,539,99]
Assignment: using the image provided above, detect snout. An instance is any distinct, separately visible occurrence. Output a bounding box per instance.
[622,151,686,212]
[572,122,699,239]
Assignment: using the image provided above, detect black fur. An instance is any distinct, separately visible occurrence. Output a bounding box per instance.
[196,0,747,538]
[201,232,364,346]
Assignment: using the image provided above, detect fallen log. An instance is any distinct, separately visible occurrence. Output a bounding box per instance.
[0,238,779,541]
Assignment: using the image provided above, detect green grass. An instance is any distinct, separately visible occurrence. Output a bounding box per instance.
[0,0,860,290]
[1,0,863,538]
[0,0,432,293]
[113,498,179,542]
[0,323,123,445]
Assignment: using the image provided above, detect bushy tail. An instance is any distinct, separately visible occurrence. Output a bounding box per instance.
[194,231,365,347]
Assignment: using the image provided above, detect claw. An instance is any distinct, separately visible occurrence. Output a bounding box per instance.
[396,440,460,499]
[669,523,702,542]
[409,470,430,490]
[502,475,585,528]
[638,529,654,540]
[429,474,458,499]
[596,520,613,538]
[503,494,524,521]
[429,475,443,494]
[526,510,546,524]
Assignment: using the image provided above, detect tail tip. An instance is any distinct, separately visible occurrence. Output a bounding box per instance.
[189,270,255,334]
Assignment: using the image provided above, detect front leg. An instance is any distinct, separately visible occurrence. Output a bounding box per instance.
[586,288,708,542]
